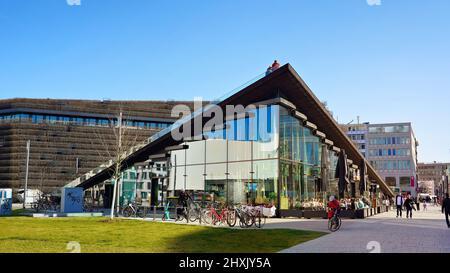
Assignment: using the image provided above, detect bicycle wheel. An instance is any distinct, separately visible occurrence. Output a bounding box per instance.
[201,209,212,225]
[189,208,199,223]
[239,215,247,228]
[137,207,145,218]
[335,217,342,230]
[226,209,237,227]
[123,206,132,218]
[244,212,254,227]
[255,213,266,228]
[185,209,190,223]
[328,217,340,232]
[32,202,38,212]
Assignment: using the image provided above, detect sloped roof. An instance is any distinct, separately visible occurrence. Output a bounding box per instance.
[66,63,393,197]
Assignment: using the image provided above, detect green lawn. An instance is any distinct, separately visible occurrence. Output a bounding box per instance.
[0,217,325,253]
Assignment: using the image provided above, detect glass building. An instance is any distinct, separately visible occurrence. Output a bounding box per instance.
[166,104,357,215]
[68,63,394,216]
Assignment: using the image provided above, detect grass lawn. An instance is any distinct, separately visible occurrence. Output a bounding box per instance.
[0,217,325,253]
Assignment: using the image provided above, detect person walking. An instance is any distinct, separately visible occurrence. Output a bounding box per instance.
[395,193,403,218]
[442,193,450,228]
[404,194,415,219]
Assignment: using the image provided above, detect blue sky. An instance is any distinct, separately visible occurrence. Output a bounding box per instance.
[1,0,449,162]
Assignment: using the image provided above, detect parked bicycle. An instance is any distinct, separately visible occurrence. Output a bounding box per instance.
[227,204,251,228]
[122,202,145,218]
[83,197,94,212]
[243,205,266,228]
[187,201,203,223]
[202,202,232,226]
[32,193,59,212]
[173,205,188,222]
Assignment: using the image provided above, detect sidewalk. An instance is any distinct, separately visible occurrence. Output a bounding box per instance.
[279,205,450,253]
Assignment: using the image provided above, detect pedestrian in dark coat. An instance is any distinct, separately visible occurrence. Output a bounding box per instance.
[404,194,415,218]
[442,193,450,228]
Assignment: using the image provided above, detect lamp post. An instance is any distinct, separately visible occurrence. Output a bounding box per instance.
[23,140,30,209]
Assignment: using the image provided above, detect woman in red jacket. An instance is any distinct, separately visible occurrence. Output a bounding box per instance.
[327,195,340,219]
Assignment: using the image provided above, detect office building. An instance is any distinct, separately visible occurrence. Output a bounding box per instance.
[342,122,419,195]
[417,162,449,196]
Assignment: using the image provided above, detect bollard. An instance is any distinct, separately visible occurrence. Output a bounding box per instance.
[153,205,156,221]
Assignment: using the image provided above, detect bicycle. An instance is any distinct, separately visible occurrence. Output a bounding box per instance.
[328,209,341,232]
[122,202,145,218]
[32,194,53,212]
[243,205,266,228]
[175,205,189,223]
[227,204,252,228]
[202,202,231,226]
[187,201,203,223]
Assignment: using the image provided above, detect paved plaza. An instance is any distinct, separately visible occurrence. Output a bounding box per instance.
[271,205,450,253]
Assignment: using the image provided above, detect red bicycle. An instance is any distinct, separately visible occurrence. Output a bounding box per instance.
[202,203,232,226]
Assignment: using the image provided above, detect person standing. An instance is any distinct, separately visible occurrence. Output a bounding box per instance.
[395,193,403,218]
[271,60,280,71]
[404,194,414,218]
[265,66,273,76]
[442,193,450,228]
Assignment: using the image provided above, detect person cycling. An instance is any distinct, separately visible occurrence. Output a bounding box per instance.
[327,195,341,231]
[327,195,340,219]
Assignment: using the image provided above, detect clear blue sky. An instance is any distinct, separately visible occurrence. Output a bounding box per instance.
[1,0,449,163]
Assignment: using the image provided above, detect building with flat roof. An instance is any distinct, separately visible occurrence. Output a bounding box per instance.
[66,64,395,216]
[417,162,449,196]
[342,122,419,195]
[0,98,192,192]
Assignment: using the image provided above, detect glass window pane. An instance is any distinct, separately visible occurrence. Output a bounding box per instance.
[253,160,278,206]
[205,139,227,163]
[185,164,205,191]
[253,105,279,160]
[228,140,252,162]
[228,161,251,204]
[170,149,185,167]
[205,163,227,203]
[185,140,205,165]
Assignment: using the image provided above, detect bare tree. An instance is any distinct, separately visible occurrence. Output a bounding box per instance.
[89,110,142,219]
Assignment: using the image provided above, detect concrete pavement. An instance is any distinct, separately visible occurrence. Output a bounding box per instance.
[275,205,450,253]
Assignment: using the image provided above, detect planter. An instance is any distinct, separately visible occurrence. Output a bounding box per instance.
[303,210,327,219]
[279,209,303,218]
[354,209,365,219]
[339,210,356,219]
